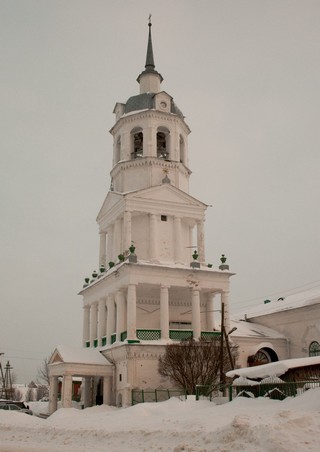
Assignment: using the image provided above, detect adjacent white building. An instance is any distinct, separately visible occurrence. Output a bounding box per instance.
[240,288,320,362]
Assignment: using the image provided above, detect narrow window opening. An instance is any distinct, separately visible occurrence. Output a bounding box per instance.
[180,135,185,164]
[157,132,168,159]
[132,132,143,159]
[161,215,167,222]
[119,374,122,382]
[115,136,121,163]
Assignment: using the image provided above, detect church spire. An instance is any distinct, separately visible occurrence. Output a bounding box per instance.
[145,15,155,72]
[137,15,163,93]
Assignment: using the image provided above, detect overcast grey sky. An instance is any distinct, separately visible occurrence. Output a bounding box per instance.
[1,0,320,383]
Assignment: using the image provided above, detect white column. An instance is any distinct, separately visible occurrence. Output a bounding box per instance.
[115,291,126,341]
[122,131,131,161]
[103,376,112,405]
[62,375,73,408]
[82,305,90,347]
[83,377,91,408]
[207,293,215,331]
[90,303,98,345]
[113,218,122,258]
[192,289,201,340]
[106,294,116,344]
[123,211,132,252]
[221,291,230,334]
[171,130,179,162]
[106,224,114,264]
[145,125,156,157]
[127,284,137,341]
[48,376,58,414]
[166,132,172,160]
[99,231,107,267]
[160,285,170,340]
[149,214,158,261]
[189,226,193,260]
[98,298,106,346]
[173,216,182,263]
[197,220,205,263]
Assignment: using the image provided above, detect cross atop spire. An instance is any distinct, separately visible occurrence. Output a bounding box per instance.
[145,14,155,72]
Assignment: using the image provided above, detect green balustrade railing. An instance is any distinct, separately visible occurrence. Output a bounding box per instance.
[137,329,161,340]
[169,330,193,341]
[93,338,98,348]
[104,330,221,345]
[121,331,128,341]
[85,340,90,348]
[201,331,221,340]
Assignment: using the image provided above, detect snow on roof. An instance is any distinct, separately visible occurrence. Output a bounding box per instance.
[239,287,320,319]
[229,319,285,339]
[260,376,285,384]
[232,377,260,386]
[226,356,320,379]
[53,345,109,366]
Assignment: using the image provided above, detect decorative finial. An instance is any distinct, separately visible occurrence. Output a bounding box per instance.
[148,14,152,26]
[162,169,171,183]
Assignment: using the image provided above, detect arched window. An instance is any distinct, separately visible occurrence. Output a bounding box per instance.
[157,128,170,159]
[247,347,278,367]
[179,135,185,164]
[115,136,121,163]
[131,128,143,159]
[309,341,320,357]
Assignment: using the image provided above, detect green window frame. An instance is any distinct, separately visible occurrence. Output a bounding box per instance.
[309,341,320,357]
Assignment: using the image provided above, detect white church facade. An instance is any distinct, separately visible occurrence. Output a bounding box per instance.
[48,21,319,413]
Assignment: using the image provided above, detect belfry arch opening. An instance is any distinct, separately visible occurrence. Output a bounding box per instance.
[131,128,143,159]
[115,136,121,163]
[157,128,170,159]
[179,135,186,164]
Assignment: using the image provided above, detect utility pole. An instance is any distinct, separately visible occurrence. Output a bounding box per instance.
[0,357,13,400]
[223,326,237,370]
[219,301,225,390]
[0,353,5,399]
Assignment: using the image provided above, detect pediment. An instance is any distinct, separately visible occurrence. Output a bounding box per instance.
[126,184,207,208]
[96,191,123,223]
[48,349,63,364]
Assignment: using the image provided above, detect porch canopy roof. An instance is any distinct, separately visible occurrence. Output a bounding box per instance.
[226,356,320,380]
[48,345,113,378]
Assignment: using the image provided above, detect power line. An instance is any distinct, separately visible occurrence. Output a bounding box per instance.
[232,279,320,311]
[4,355,43,362]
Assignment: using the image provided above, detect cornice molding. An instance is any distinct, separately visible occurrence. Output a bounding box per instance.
[110,157,191,179]
[111,110,190,136]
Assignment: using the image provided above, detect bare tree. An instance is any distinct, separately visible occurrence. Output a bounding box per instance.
[158,337,237,395]
[37,356,50,385]
[13,388,23,401]
[25,388,32,403]
[36,384,49,401]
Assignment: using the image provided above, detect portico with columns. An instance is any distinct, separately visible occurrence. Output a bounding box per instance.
[81,265,231,348]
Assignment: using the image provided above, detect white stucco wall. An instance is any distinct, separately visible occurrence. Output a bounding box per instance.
[248,303,320,359]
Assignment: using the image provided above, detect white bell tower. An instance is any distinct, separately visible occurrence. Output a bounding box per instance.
[80,19,233,407]
[109,20,191,195]
[97,19,205,266]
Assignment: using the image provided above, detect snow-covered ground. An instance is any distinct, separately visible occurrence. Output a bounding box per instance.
[0,390,319,451]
